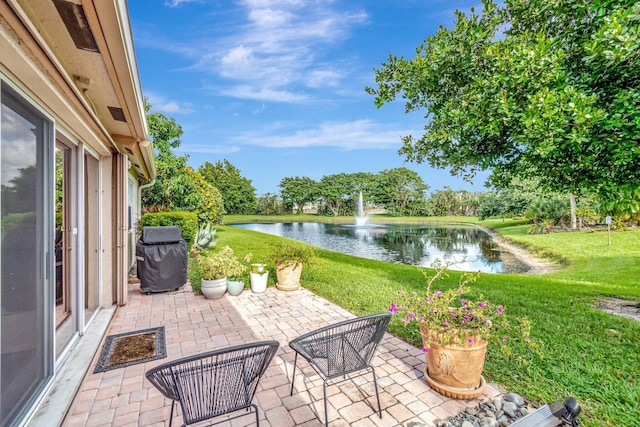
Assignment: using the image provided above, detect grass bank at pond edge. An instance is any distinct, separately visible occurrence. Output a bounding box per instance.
[208,216,639,426]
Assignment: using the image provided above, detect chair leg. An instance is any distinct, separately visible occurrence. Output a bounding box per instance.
[254,404,260,427]
[290,352,299,396]
[371,367,382,418]
[322,380,329,427]
[169,400,175,427]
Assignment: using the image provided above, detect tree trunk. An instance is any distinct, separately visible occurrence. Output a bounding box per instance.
[569,193,577,230]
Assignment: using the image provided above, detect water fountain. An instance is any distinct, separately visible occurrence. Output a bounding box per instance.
[355,191,368,226]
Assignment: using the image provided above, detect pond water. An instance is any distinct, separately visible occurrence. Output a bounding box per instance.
[231,222,530,274]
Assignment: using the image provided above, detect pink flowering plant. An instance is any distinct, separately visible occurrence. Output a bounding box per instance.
[388,260,533,355]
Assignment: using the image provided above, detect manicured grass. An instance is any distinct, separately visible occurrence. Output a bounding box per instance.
[207,216,639,426]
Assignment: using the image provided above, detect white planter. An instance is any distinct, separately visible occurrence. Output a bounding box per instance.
[227,279,245,296]
[250,271,268,293]
[200,277,227,299]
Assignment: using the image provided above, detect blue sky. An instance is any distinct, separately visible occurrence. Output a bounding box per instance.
[128,0,490,196]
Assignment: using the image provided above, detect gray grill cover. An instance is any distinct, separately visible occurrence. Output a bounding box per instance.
[136,226,188,293]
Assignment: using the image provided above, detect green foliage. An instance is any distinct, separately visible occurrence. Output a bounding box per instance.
[141,101,224,224]
[372,167,429,212]
[255,193,287,215]
[139,211,197,245]
[268,240,317,266]
[366,0,640,202]
[390,261,535,355]
[142,99,189,209]
[191,222,217,254]
[279,176,319,213]
[180,167,225,224]
[197,245,246,280]
[318,173,356,216]
[199,160,257,214]
[525,196,571,233]
[209,221,640,426]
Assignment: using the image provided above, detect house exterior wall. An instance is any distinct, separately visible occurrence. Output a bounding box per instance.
[0,1,154,425]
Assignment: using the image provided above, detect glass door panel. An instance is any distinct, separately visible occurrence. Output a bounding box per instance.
[84,154,99,323]
[1,84,52,426]
[55,142,73,356]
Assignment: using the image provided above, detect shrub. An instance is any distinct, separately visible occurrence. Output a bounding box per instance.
[268,240,317,267]
[139,211,198,245]
[197,246,246,280]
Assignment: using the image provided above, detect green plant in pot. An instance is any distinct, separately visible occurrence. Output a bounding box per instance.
[227,252,252,296]
[197,246,246,299]
[269,240,317,291]
[388,260,537,399]
[191,222,217,255]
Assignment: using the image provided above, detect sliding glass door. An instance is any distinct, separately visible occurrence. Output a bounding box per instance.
[0,84,53,426]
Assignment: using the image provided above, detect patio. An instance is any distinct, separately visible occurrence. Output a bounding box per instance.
[63,281,501,426]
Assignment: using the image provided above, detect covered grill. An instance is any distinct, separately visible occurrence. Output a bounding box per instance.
[136,226,188,293]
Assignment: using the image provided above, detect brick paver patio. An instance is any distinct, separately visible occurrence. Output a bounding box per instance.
[64,282,501,426]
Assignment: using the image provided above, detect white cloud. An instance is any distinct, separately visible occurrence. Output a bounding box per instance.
[220,85,308,103]
[145,92,196,114]
[306,69,342,88]
[158,1,368,102]
[229,119,414,150]
[164,0,201,7]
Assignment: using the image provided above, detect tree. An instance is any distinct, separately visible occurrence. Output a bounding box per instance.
[372,167,429,214]
[278,176,319,214]
[199,160,256,214]
[164,167,224,224]
[429,187,461,217]
[255,193,286,216]
[141,100,224,223]
[367,0,640,228]
[317,173,360,216]
[141,99,188,209]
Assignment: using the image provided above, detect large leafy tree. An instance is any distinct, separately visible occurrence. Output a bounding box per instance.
[142,100,224,223]
[367,0,640,214]
[279,176,319,214]
[141,99,188,208]
[317,173,363,216]
[165,167,225,224]
[372,167,429,212]
[199,160,256,214]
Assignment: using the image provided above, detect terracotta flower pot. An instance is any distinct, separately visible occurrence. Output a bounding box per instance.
[420,324,487,399]
[275,262,302,291]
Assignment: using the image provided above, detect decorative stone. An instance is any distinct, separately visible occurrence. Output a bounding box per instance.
[493,398,503,411]
[496,415,509,424]
[466,407,478,416]
[502,401,517,418]
[481,418,499,427]
[504,393,525,406]
[461,421,475,427]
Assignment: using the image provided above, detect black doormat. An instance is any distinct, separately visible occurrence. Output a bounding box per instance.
[94,326,166,373]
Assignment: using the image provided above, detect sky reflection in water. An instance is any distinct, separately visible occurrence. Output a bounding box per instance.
[231,222,530,274]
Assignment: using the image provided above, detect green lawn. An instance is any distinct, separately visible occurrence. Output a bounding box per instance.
[208,215,639,426]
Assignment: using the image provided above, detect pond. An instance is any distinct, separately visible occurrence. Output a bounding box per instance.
[231,222,530,274]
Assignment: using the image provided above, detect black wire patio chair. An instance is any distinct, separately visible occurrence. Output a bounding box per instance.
[145,340,279,427]
[288,312,391,426]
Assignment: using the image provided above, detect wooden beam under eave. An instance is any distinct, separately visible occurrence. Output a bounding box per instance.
[112,135,151,180]
[139,139,157,180]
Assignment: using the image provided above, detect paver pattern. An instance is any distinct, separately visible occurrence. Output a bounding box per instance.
[65,282,501,426]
